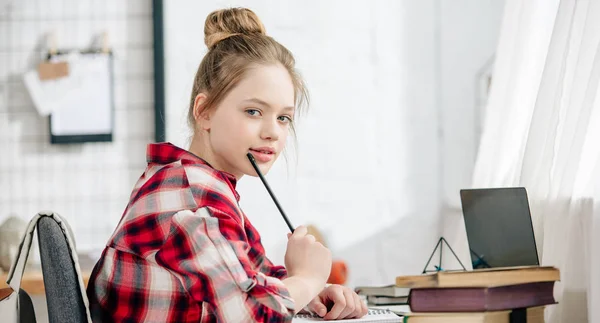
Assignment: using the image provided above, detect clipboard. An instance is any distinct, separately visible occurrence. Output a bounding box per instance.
[46,49,115,144]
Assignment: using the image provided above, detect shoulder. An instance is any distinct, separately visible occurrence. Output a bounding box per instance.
[143,161,242,226]
[110,154,243,244]
[181,161,240,212]
[133,159,229,200]
[181,161,231,192]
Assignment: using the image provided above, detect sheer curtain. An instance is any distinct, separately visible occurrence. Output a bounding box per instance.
[472,0,600,322]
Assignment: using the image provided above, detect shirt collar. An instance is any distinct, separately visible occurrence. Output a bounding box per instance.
[146,142,239,198]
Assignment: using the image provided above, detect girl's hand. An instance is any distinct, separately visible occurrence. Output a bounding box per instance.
[284,226,332,287]
[306,284,368,320]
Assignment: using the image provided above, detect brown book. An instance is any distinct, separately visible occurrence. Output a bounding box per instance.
[403,306,545,323]
[396,266,559,289]
[409,281,555,312]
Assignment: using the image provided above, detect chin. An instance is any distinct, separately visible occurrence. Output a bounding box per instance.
[246,164,273,177]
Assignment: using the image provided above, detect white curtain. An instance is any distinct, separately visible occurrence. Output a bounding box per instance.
[472,0,600,322]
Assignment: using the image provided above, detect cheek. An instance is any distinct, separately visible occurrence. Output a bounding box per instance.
[277,127,291,149]
[228,122,256,146]
[212,118,253,148]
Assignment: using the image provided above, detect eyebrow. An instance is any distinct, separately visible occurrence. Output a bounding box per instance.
[244,98,295,112]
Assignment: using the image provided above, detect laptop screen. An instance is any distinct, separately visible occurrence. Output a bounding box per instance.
[460,187,540,268]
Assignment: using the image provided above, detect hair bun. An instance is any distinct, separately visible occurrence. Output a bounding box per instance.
[204,7,266,49]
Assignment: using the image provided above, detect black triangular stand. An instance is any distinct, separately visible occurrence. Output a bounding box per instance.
[422,237,467,274]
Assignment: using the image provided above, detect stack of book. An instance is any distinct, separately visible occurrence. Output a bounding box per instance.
[355,285,410,306]
[395,266,560,323]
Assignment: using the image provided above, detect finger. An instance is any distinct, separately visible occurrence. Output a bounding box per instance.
[292,225,307,237]
[336,288,356,319]
[323,287,347,320]
[360,294,368,317]
[307,297,327,317]
[352,292,366,318]
[305,234,316,243]
[287,233,292,239]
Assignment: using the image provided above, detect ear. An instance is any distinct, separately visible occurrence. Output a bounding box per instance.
[193,93,211,131]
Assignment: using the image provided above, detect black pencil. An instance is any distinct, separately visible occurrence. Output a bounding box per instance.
[246,153,295,233]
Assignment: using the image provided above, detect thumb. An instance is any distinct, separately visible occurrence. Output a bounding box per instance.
[287,233,292,239]
[307,297,327,317]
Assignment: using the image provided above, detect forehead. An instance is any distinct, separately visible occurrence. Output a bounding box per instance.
[226,63,295,108]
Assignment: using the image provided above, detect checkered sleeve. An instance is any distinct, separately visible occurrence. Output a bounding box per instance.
[154,206,295,322]
[247,233,289,280]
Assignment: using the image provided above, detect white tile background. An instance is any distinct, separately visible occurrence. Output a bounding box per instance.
[0,0,154,253]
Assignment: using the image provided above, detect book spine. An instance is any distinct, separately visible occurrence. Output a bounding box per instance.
[408,282,556,312]
[409,288,486,312]
[487,281,556,311]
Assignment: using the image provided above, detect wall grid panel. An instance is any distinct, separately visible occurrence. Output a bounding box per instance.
[0,0,154,252]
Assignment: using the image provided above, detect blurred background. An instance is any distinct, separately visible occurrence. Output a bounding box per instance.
[1,1,599,322]
[0,0,503,274]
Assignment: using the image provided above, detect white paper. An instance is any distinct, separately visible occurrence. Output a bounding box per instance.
[50,54,113,136]
[22,52,113,136]
[293,309,401,322]
[23,53,85,116]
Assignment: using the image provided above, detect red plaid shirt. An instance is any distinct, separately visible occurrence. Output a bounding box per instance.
[86,143,295,322]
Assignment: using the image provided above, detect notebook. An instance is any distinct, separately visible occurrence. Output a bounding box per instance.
[293,309,402,322]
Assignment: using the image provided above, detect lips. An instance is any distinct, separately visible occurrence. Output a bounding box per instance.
[250,147,275,154]
[249,148,275,162]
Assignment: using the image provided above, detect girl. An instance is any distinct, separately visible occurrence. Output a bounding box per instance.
[86,7,368,322]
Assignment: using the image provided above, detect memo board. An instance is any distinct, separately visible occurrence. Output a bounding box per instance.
[47,50,115,144]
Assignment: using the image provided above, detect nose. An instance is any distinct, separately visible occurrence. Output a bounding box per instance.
[260,118,280,141]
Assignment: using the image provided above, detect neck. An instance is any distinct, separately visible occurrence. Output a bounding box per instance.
[188,134,243,180]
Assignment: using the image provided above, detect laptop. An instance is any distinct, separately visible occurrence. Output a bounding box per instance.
[459,187,540,269]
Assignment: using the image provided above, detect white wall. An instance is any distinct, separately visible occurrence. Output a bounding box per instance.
[439,0,506,269]
[440,0,506,210]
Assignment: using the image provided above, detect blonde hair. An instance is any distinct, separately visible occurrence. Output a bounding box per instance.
[188,7,308,137]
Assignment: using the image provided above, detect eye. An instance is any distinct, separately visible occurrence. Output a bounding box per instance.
[245,109,261,116]
[278,115,292,123]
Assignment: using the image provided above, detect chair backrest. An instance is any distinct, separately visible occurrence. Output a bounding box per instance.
[18,288,37,323]
[36,216,87,323]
